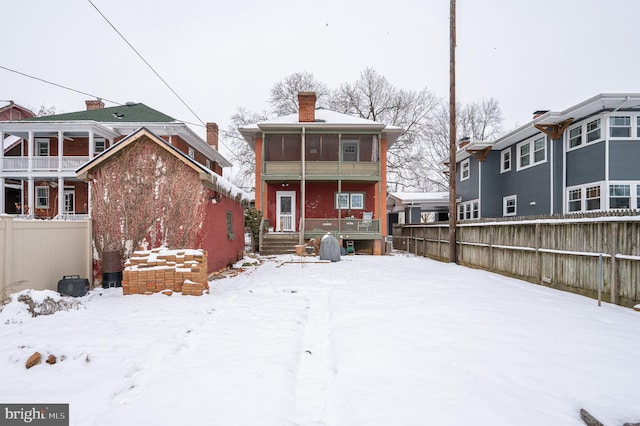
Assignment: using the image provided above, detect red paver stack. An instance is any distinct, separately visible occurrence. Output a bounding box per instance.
[122,248,208,296]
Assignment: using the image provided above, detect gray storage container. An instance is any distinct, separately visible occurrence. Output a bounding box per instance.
[57,275,89,297]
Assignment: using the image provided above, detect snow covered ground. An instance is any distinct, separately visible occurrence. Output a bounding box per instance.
[1,253,639,426]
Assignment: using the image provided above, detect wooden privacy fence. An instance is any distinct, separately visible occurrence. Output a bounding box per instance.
[393,215,640,307]
[0,215,92,300]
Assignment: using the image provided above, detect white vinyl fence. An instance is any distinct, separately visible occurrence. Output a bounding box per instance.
[0,215,92,300]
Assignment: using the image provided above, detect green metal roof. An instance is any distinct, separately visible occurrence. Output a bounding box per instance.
[24,103,176,123]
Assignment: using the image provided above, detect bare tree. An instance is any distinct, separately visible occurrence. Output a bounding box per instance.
[269,71,330,115]
[458,97,503,142]
[329,68,440,191]
[222,107,270,190]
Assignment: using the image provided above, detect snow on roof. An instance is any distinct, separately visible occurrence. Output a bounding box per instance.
[257,108,388,127]
[3,134,21,152]
[389,192,449,203]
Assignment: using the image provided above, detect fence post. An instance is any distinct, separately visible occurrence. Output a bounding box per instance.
[535,223,542,284]
[610,222,618,304]
[1,216,14,301]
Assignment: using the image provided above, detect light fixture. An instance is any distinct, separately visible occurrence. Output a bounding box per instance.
[281,181,290,187]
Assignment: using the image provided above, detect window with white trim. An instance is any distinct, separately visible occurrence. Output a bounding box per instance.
[36,186,49,208]
[610,116,631,138]
[188,147,195,159]
[461,159,470,181]
[609,184,631,209]
[586,118,601,143]
[586,185,601,210]
[566,184,603,213]
[205,159,211,169]
[35,138,49,156]
[568,188,582,212]
[95,137,106,154]
[335,192,365,210]
[500,149,511,173]
[517,136,546,170]
[457,200,479,220]
[568,126,582,148]
[503,195,517,216]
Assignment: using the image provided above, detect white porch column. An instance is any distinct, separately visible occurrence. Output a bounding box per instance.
[58,177,65,218]
[27,131,34,172]
[27,178,34,218]
[0,177,5,214]
[88,130,95,158]
[58,131,64,171]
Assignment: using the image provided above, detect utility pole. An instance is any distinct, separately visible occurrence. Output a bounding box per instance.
[448,0,457,263]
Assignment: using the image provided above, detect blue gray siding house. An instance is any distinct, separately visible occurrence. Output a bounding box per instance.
[455,93,640,219]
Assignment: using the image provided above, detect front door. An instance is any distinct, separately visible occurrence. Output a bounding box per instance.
[276,191,296,232]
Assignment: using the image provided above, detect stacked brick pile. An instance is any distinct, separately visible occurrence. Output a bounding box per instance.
[122,248,208,296]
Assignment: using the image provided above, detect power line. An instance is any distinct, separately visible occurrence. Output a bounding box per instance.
[0,64,122,106]
[87,0,206,127]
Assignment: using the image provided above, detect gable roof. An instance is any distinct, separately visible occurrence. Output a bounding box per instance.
[24,102,176,123]
[239,108,404,147]
[76,127,249,203]
[455,93,640,162]
[0,101,35,118]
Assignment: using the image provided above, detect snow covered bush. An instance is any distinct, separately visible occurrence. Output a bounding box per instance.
[0,289,83,321]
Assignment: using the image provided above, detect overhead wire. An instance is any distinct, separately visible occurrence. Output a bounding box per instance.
[86,0,207,127]
[0,64,122,106]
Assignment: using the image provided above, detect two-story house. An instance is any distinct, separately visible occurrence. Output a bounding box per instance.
[455,93,640,219]
[240,92,403,255]
[0,99,230,219]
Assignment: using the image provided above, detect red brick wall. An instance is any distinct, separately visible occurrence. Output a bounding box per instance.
[200,189,245,273]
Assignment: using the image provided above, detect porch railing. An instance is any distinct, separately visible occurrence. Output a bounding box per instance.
[305,218,380,234]
[1,156,90,172]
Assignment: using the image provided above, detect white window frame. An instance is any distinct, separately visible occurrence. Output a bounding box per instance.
[94,137,106,154]
[609,115,632,138]
[586,118,602,144]
[503,195,517,216]
[500,149,511,173]
[566,183,603,213]
[35,138,49,156]
[568,188,582,212]
[460,159,470,181]
[458,199,480,220]
[188,147,195,159]
[205,159,211,170]
[36,186,49,208]
[335,192,365,210]
[609,183,631,210]
[516,135,546,171]
[568,125,583,149]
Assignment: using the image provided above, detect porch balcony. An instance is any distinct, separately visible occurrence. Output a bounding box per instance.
[304,217,381,239]
[0,156,90,173]
[264,161,380,180]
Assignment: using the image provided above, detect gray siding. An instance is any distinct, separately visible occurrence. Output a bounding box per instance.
[566,142,606,186]
[552,138,564,214]
[480,151,503,217]
[609,140,640,180]
[502,160,551,216]
[456,157,480,202]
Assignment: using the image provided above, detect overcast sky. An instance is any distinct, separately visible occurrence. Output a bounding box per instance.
[3,0,639,158]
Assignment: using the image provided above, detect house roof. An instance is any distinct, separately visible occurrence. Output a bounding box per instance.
[76,127,250,203]
[455,93,640,162]
[239,108,404,147]
[1,102,232,168]
[0,101,35,118]
[387,191,451,213]
[24,102,176,123]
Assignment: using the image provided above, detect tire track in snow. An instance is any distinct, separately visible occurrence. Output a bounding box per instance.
[292,287,335,426]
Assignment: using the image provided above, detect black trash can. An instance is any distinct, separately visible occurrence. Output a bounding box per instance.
[57,275,89,297]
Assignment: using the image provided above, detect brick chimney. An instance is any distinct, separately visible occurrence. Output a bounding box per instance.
[458,136,471,149]
[85,99,104,110]
[533,110,549,119]
[298,92,317,123]
[206,122,219,151]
